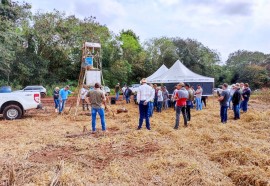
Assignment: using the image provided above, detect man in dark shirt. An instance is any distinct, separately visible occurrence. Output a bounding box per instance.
[241,83,251,112]
[218,83,230,124]
[232,83,241,120]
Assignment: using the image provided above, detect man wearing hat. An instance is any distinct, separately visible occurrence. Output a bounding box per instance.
[174,82,189,129]
[137,78,154,130]
[86,82,107,133]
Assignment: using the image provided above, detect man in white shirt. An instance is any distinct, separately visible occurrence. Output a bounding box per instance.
[122,84,127,100]
[137,78,154,130]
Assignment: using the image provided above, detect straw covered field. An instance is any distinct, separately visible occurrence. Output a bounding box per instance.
[0,93,270,185]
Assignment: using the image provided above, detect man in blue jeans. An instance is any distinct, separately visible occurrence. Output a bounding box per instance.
[218,83,230,124]
[59,85,73,114]
[137,78,154,130]
[86,83,107,133]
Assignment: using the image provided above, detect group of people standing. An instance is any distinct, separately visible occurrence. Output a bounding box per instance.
[53,84,107,133]
[218,82,251,124]
[136,78,207,130]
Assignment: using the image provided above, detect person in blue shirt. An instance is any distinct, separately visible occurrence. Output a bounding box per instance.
[59,85,73,114]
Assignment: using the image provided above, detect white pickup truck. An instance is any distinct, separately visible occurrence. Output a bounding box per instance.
[0,91,42,120]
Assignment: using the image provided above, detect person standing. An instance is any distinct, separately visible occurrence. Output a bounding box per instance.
[241,83,251,113]
[172,85,178,110]
[53,87,60,113]
[137,78,154,130]
[124,86,132,103]
[86,83,107,133]
[232,83,241,120]
[122,84,127,101]
[185,83,194,121]
[195,84,203,110]
[115,83,120,101]
[174,82,188,129]
[218,83,230,124]
[157,87,163,113]
[80,85,89,111]
[148,84,155,117]
[190,86,195,109]
[59,85,73,114]
[153,84,158,111]
[162,86,169,110]
[228,84,236,109]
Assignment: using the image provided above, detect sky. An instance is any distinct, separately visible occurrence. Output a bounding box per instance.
[18,0,270,62]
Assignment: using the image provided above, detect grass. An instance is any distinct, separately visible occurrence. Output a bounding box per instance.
[0,95,269,185]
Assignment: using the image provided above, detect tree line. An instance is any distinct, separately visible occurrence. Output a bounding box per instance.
[1,0,269,90]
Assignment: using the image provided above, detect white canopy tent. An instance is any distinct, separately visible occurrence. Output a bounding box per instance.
[148,60,214,95]
[147,64,168,82]
[149,60,214,83]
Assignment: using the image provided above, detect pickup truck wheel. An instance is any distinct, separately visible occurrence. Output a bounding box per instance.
[3,105,22,120]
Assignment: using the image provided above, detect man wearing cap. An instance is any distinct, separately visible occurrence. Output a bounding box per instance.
[59,85,74,114]
[232,83,241,120]
[86,83,107,133]
[137,78,154,130]
[218,83,230,124]
[174,82,189,129]
[185,83,194,121]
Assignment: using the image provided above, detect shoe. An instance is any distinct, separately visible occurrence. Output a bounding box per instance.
[174,127,178,130]
[91,131,96,134]
[137,127,141,130]
[147,128,151,130]
[184,124,188,127]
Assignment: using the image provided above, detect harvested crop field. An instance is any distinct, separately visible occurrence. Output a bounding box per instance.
[0,95,270,185]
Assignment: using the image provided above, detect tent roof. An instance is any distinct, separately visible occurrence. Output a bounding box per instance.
[147,64,168,81]
[148,60,214,83]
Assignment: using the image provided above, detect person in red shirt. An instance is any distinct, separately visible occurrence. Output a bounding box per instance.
[174,82,189,129]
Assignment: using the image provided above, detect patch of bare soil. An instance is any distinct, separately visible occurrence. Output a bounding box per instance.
[28,146,77,163]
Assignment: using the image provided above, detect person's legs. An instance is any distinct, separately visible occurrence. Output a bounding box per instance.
[199,98,202,110]
[91,108,97,131]
[59,99,66,113]
[233,104,237,119]
[196,98,202,110]
[242,99,248,112]
[144,102,150,130]
[54,99,59,112]
[203,98,206,108]
[224,106,228,122]
[97,108,106,131]
[220,106,227,123]
[236,104,240,119]
[186,105,191,121]
[174,106,181,129]
[228,96,232,109]
[138,101,144,129]
[181,106,187,126]
[116,92,119,101]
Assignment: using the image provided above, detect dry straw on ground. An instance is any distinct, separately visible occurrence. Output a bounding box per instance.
[0,94,269,185]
